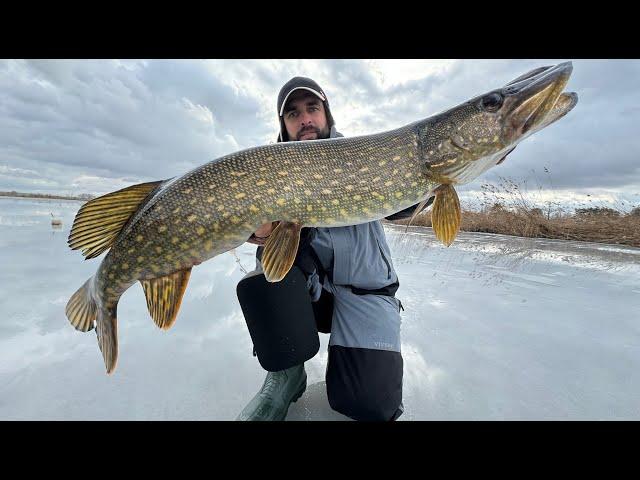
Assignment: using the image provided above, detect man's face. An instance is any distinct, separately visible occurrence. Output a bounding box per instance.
[282,90,330,141]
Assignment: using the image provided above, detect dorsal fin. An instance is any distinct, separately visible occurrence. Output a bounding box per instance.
[68,180,163,259]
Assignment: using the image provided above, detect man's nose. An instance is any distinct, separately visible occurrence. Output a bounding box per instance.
[299,112,314,125]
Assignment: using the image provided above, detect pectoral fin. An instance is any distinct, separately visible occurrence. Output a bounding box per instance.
[261,221,302,282]
[140,268,192,330]
[496,146,517,166]
[404,197,434,233]
[431,184,461,247]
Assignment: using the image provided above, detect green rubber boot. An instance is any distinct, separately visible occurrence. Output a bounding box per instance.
[236,363,307,421]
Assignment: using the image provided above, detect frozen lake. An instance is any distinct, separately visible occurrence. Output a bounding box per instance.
[1,197,639,420]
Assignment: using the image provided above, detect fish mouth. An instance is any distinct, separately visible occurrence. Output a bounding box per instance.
[535,91,578,131]
[502,61,575,139]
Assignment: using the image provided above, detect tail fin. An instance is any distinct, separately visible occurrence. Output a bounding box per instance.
[66,278,98,332]
[96,306,119,375]
[66,277,119,374]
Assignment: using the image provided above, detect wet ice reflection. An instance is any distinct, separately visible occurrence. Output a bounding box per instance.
[1,198,639,420]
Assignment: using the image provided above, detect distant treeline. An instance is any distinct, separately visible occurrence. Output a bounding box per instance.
[388,205,640,248]
[388,178,640,248]
[0,191,95,201]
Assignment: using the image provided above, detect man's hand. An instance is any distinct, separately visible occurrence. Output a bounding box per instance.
[247,221,279,246]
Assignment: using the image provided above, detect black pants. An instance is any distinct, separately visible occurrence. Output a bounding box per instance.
[313,289,404,422]
[326,345,404,421]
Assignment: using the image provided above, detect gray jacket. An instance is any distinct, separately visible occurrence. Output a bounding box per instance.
[256,127,405,353]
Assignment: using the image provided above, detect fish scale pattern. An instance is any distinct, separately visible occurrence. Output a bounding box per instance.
[95,123,436,304]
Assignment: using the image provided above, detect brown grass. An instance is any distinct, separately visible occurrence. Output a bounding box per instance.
[388,176,640,248]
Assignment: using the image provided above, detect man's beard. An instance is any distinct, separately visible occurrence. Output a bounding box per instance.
[296,125,330,141]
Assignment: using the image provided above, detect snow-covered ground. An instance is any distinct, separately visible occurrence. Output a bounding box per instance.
[1,197,639,420]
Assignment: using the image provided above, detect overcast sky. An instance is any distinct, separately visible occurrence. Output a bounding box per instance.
[1,59,638,210]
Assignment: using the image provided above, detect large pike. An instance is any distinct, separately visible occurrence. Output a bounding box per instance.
[66,62,578,374]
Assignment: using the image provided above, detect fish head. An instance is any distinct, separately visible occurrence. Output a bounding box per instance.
[422,62,577,185]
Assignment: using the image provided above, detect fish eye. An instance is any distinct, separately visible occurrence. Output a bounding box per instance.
[481,92,503,112]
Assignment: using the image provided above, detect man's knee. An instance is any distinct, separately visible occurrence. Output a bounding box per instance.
[326,345,403,421]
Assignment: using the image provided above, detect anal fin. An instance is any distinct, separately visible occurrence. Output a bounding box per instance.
[431,184,461,247]
[140,268,192,330]
[261,221,302,282]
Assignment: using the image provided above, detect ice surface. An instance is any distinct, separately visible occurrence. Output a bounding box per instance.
[1,198,639,420]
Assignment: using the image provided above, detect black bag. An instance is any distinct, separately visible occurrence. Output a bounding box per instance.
[236,265,320,372]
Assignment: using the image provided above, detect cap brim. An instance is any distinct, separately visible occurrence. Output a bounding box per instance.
[279,87,326,116]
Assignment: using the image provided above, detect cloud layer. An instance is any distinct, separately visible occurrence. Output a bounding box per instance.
[1,59,638,208]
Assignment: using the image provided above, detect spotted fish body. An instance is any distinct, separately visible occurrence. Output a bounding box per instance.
[93,123,439,302]
[66,62,578,374]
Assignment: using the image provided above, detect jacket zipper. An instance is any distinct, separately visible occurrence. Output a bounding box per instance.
[376,238,392,280]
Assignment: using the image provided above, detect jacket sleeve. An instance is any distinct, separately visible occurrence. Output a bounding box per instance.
[293,228,323,302]
[384,196,434,221]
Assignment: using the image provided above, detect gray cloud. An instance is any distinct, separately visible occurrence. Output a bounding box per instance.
[0,59,638,206]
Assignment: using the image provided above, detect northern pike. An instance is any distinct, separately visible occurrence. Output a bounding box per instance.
[66,62,578,374]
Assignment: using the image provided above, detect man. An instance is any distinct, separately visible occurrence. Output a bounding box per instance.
[236,77,429,421]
